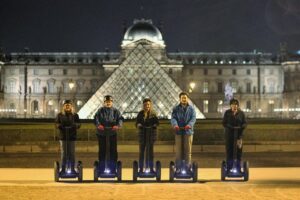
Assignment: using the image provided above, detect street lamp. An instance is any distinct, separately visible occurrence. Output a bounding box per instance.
[189,82,196,93]
[68,79,75,90]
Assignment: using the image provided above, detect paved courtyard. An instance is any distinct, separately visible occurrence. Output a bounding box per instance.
[0,168,299,200]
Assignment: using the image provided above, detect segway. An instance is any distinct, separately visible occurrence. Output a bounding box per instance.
[169,127,198,182]
[221,126,249,181]
[94,127,122,182]
[54,126,83,182]
[133,126,161,182]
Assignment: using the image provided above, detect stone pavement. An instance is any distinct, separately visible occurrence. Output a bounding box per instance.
[0,168,299,200]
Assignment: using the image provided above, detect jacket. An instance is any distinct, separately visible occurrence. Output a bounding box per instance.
[222,108,247,139]
[55,112,81,141]
[171,103,196,135]
[136,110,159,143]
[94,107,123,136]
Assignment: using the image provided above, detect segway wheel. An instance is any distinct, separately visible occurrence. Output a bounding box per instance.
[93,161,99,182]
[77,161,83,182]
[156,161,161,182]
[243,161,249,181]
[132,161,138,182]
[54,161,59,182]
[221,160,226,181]
[192,162,198,182]
[117,161,122,182]
[169,161,175,182]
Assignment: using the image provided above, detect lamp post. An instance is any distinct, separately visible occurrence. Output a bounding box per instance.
[189,82,196,93]
[68,79,76,107]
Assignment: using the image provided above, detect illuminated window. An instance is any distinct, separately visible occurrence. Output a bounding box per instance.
[32,79,41,93]
[231,81,237,93]
[203,100,209,113]
[217,100,223,113]
[203,81,208,93]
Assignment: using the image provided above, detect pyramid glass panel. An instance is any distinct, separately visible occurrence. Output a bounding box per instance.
[78,44,205,119]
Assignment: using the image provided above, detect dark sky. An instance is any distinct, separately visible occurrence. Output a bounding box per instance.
[1,0,300,53]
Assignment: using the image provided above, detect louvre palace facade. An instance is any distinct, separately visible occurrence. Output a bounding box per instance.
[0,19,299,119]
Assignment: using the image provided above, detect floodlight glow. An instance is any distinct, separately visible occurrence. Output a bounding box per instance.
[104,168,111,174]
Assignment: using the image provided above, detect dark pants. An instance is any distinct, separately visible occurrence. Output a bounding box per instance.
[98,134,117,172]
[139,128,155,170]
[60,140,75,170]
[225,128,243,169]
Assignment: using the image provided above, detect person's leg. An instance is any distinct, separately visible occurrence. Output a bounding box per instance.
[110,135,117,172]
[60,140,67,172]
[237,140,243,171]
[225,129,234,171]
[175,134,182,169]
[139,134,146,172]
[148,142,154,171]
[184,134,193,169]
[69,141,75,172]
[98,135,106,172]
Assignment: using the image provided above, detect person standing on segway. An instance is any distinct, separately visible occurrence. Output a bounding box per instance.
[171,92,196,173]
[94,95,123,173]
[55,100,81,174]
[222,98,247,173]
[136,98,159,173]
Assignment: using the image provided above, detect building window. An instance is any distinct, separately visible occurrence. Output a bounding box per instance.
[203,100,209,113]
[33,100,39,113]
[63,82,69,93]
[63,69,68,75]
[32,80,41,93]
[91,80,98,92]
[217,82,223,93]
[33,69,39,75]
[218,69,222,75]
[268,80,275,93]
[48,69,53,75]
[203,81,208,93]
[246,101,251,111]
[189,69,193,75]
[168,68,173,74]
[8,80,16,93]
[232,69,236,75]
[204,69,208,75]
[217,100,223,113]
[246,82,251,93]
[48,81,55,93]
[247,69,251,75]
[231,81,237,93]
[268,100,274,112]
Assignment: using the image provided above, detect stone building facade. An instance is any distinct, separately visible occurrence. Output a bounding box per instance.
[0,19,299,119]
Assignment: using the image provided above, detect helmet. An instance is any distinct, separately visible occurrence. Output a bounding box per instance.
[63,100,73,105]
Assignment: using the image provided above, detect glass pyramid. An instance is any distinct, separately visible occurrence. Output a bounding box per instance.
[78,44,205,119]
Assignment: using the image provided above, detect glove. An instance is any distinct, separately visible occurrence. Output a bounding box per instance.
[112,126,119,131]
[97,125,104,131]
[237,139,243,149]
[184,125,191,130]
[137,123,143,128]
[174,125,179,131]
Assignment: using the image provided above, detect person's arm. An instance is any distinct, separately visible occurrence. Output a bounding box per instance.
[74,113,81,129]
[170,107,178,127]
[222,111,233,129]
[136,111,143,128]
[55,113,62,129]
[187,107,196,128]
[116,109,123,128]
[238,112,247,139]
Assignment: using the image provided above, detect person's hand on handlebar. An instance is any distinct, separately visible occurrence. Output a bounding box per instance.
[137,123,143,128]
[184,125,191,130]
[112,125,119,131]
[174,125,180,131]
[237,139,243,148]
[97,125,104,131]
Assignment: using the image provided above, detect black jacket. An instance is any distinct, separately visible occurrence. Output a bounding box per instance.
[55,112,81,141]
[136,110,159,143]
[222,109,247,139]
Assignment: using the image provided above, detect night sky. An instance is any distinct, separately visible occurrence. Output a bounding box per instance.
[1,0,300,54]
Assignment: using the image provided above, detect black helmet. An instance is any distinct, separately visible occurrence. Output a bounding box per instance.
[230,98,239,106]
[63,100,73,105]
[104,95,113,102]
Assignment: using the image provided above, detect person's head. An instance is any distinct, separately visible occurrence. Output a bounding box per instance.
[230,98,239,112]
[63,100,73,113]
[143,98,152,112]
[179,92,189,105]
[104,95,113,108]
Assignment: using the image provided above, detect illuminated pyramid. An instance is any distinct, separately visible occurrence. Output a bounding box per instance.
[78,44,205,119]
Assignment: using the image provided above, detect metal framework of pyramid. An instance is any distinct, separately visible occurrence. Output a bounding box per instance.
[78,44,205,119]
